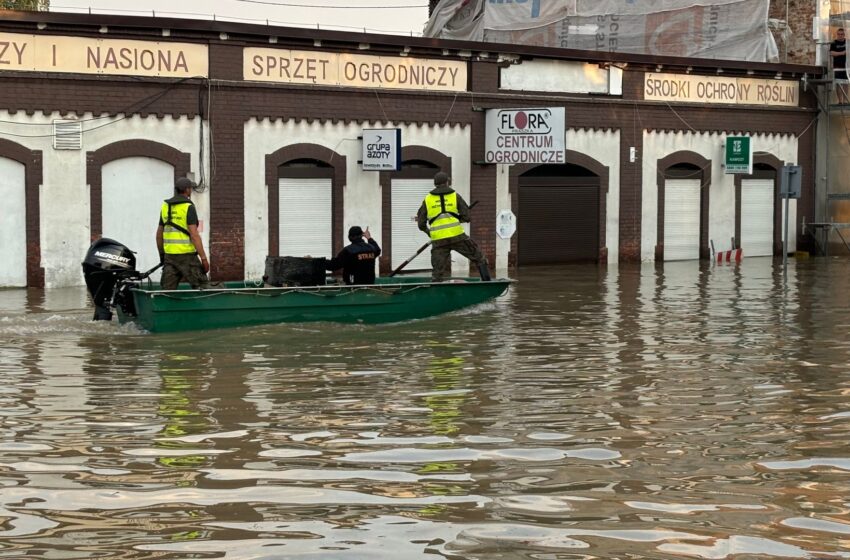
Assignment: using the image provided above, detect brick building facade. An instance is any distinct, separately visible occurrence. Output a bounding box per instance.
[0,10,822,288]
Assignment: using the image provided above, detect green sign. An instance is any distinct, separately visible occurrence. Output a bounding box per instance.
[725,136,752,174]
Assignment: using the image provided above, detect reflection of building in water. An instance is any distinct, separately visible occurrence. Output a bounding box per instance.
[416,344,472,509]
[155,364,210,469]
[423,354,467,437]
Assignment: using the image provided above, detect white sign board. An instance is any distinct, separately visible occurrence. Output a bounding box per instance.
[0,32,209,78]
[496,210,517,239]
[484,107,566,164]
[244,49,466,92]
[361,128,401,171]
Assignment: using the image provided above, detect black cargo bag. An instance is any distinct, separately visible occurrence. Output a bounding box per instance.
[264,256,327,287]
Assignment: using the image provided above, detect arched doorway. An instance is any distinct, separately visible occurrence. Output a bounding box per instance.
[662,163,703,261]
[517,162,601,265]
[655,151,711,262]
[736,157,782,258]
[265,143,346,260]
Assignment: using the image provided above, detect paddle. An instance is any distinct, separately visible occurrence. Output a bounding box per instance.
[389,241,431,277]
[388,200,478,278]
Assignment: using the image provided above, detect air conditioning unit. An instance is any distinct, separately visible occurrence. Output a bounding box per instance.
[53,119,82,150]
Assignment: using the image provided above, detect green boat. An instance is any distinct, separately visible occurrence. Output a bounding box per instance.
[114,276,512,333]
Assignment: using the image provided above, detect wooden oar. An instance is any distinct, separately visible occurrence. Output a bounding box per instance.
[389,241,431,277]
[388,201,479,278]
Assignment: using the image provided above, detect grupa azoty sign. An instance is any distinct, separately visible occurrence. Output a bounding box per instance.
[361,128,401,171]
[484,107,566,164]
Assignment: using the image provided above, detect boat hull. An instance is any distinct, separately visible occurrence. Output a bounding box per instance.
[116,277,512,332]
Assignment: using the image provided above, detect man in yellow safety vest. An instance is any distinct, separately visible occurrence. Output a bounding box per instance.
[155,177,210,290]
[417,171,490,282]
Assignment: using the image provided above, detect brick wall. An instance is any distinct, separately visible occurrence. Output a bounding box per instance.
[770,0,817,65]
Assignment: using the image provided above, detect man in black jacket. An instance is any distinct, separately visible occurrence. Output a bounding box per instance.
[326,226,381,285]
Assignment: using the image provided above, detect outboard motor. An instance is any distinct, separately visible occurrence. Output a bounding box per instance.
[82,238,139,321]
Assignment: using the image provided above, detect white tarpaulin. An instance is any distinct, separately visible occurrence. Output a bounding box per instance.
[424,0,778,62]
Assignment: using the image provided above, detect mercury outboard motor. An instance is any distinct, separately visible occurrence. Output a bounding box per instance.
[82,238,140,321]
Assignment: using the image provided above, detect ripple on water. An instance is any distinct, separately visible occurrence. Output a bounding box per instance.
[339,447,620,463]
[3,263,850,558]
[0,313,144,338]
[758,458,850,471]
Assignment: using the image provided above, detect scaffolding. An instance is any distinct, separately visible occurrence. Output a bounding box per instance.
[809,2,850,254]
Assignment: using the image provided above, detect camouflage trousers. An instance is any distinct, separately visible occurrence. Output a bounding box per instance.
[161,253,209,290]
[431,238,490,282]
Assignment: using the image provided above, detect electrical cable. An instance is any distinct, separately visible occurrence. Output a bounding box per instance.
[0,76,203,138]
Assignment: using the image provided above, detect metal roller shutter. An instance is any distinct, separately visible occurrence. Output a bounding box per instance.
[391,179,435,270]
[740,179,774,257]
[0,157,26,286]
[102,157,173,281]
[663,179,701,261]
[518,182,599,265]
[279,178,332,258]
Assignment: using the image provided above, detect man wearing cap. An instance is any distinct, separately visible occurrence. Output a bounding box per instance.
[325,226,381,285]
[155,177,210,290]
[417,171,491,282]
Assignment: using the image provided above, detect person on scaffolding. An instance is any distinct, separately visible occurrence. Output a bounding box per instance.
[831,27,848,104]
[325,226,381,285]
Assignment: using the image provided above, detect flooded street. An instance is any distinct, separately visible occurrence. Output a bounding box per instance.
[1,259,850,559]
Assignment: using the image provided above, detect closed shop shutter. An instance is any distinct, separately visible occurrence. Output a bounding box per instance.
[0,157,26,287]
[279,178,332,258]
[102,157,173,280]
[740,179,774,257]
[664,179,701,261]
[518,181,599,265]
[391,179,434,270]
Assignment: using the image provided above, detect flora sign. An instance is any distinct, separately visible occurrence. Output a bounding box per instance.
[484,107,566,164]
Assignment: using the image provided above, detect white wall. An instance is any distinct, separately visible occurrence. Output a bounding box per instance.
[0,111,206,288]
[641,131,798,261]
[495,128,621,268]
[243,118,471,280]
[0,157,27,287]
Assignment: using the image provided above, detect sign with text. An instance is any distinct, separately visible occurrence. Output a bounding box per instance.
[644,72,799,107]
[725,136,753,174]
[484,107,566,164]
[0,32,208,78]
[244,48,467,92]
[361,128,401,171]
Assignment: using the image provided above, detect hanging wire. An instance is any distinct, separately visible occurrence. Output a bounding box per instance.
[0,76,203,139]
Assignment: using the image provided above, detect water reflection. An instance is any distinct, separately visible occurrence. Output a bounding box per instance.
[1,259,850,558]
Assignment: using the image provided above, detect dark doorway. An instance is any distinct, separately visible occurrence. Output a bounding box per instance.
[518,164,600,265]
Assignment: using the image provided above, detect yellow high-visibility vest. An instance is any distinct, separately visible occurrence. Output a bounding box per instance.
[425,192,465,241]
[160,200,195,255]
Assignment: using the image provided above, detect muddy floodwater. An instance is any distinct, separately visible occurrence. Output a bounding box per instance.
[1,259,850,559]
